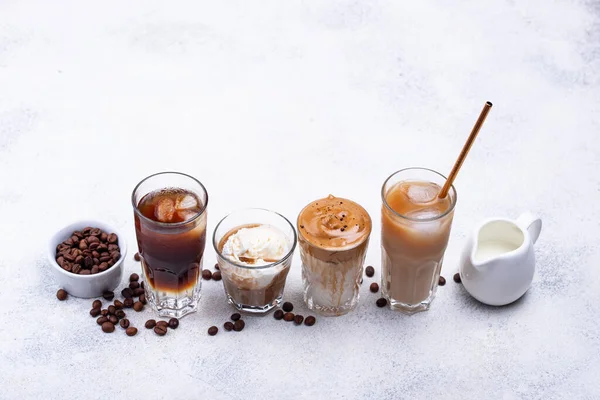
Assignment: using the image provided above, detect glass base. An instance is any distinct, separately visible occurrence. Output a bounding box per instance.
[305,294,359,317]
[387,294,436,315]
[146,287,201,319]
[226,294,282,314]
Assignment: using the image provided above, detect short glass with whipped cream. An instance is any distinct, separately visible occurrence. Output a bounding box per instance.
[297,195,372,316]
[213,208,297,313]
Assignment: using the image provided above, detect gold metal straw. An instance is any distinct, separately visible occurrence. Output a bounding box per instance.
[438,101,493,199]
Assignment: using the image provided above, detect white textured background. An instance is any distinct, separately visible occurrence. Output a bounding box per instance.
[1,1,599,399]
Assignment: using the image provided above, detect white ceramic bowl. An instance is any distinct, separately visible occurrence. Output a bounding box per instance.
[47,220,127,298]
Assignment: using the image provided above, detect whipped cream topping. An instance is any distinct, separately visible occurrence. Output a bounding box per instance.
[222,224,289,266]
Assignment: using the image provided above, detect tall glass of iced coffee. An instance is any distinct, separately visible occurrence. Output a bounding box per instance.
[132,172,208,318]
[381,168,457,314]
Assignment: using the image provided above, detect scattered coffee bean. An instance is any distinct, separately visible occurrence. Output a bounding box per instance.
[103,291,114,301]
[56,289,68,301]
[121,288,133,299]
[202,269,212,280]
[365,266,375,277]
[212,271,222,281]
[92,300,102,309]
[108,315,118,325]
[370,282,379,293]
[168,318,179,329]
[126,327,138,337]
[438,276,446,286]
[145,319,156,329]
[101,309,109,316]
[123,298,134,308]
[453,273,461,283]
[223,322,234,331]
[282,302,293,312]
[130,273,139,282]
[133,288,145,297]
[233,320,245,332]
[119,319,130,329]
[102,322,115,333]
[304,316,316,326]
[230,313,241,322]
[114,300,124,309]
[134,253,141,262]
[115,310,126,319]
[214,263,219,271]
[97,316,109,325]
[274,310,284,320]
[90,308,101,317]
[139,294,147,304]
[154,326,167,336]
[294,315,304,325]
[129,281,140,290]
[376,298,387,308]
[156,321,169,329]
[133,302,144,312]
[208,326,218,336]
[108,305,116,315]
[283,312,295,321]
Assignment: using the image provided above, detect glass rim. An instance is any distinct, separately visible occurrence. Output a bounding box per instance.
[381,167,458,222]
[212,208,298,270]
[131,171,209,228]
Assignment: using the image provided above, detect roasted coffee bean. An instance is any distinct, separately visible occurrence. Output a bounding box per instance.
[101,309,109,316]
[102,322,115,333]
[99,255,111,263]
[97,316,109,326]
[129,281,140,290]
[208,326,218,336]
[56,256,65,267]
[108,244,119,252]
[108,315,118,325]
[107,233,118,244]
[145,319,156,329]
[93,257,99,265]
[107,260,115,267]
[294,315,304,325]
[369,283,379,293]
[283,312,295,322]
[98,262,109,272]
[91,266,99,274]
[154,326,167,336]
[121,288,133,299]
[212,271,222,281]
[134,253,141,262]
[274,310,284,320]
[453,273,461,283]
[74,255,84,265]
[115,310,126,319]
[91,300,102,309]
[438,276,446,286]
[111,252,120,262]
[108,305,116,315]
[80,269,91,275]
[365,266,375,277]
[130,273,140,282]
[233,320,245,332]
[62,262,72,272]
[71,264,82,274]
[73,230,83,239]
[201,269,212,280]
[114,300,124,309]
[90,307,101,317]
[223,322,234,331]
[282,302,293,312]
[56,289,68,301]
[126,327,138,337]
[214,263,219,271]
[63,252,75,262]
[230,313,241,322]
[97,243,107,252]
[304,316,316,326]
[103,291,114,300]
[92,250,100,259]
[90,228,102,237]
[71,235,80,245]
[133,288,145,297]
[89,243,100,251]
[84,256,93,268]
[376,298,387,308]
[123,298,134,308]
[78,240,88,250]
[133,302,144,312]
[64,238,74,247]
[100,232,108,242]
[119,319,130,329]
[139,294,147,304]
[156,321,169,329]
[88,236,100,244]
[168,318,179,329]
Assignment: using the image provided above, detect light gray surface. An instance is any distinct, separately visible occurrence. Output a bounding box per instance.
[1,1,599,399]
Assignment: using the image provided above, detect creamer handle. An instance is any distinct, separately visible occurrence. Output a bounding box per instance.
[516,212,542,244]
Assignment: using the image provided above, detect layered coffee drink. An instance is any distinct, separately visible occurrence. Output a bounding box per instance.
[381,168,456,314]
[132,172,208,318]
[213,209,296,313]
[298,195,371,316]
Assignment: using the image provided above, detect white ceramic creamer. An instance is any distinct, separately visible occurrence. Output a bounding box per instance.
[459,212,542,306]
